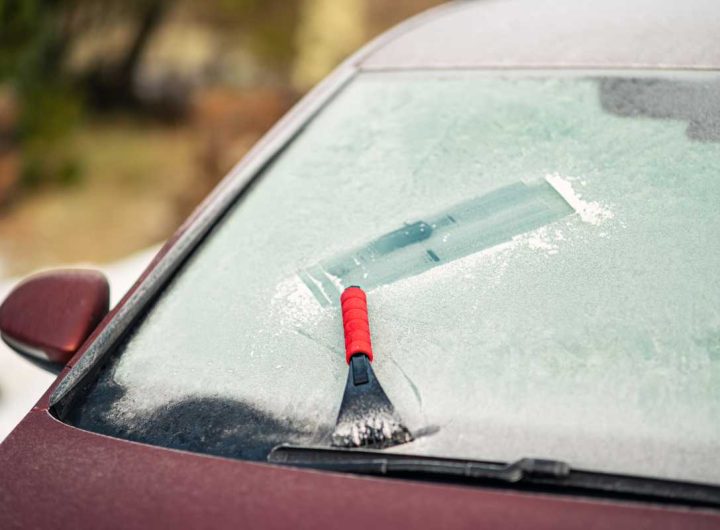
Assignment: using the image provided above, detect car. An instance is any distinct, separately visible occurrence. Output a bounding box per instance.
[1,0,719,527]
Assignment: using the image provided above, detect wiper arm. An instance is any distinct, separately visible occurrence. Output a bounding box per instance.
[268,445,720,508]
[269,444,567,483]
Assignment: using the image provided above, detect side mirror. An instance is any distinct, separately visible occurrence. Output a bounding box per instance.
[0,270,109,374]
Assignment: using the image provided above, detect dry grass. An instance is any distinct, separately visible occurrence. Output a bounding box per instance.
[0,118,196,275]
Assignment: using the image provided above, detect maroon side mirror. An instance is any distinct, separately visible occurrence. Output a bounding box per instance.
[0,270,109,373]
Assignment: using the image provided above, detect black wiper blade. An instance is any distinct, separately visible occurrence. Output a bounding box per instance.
[269,444,568,482]
[268,445,720,508]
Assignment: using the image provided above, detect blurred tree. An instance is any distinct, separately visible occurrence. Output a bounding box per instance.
[191,0,300,84]
[0,0,81,191]
[81,0,170,111]
[0,0,171,193]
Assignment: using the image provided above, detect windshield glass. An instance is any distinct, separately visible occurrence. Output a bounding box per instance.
[65,70,720,485]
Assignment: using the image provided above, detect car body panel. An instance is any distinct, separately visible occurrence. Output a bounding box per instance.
[2,410,719,530]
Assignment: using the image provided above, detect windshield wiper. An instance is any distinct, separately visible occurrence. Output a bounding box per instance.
[268,445,720,508]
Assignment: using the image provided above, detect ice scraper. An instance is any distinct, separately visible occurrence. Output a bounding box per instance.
[331,286,412,448]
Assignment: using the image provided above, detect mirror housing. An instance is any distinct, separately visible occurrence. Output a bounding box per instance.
[0,269,109,373]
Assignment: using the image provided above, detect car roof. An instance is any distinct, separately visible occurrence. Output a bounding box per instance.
[358,0,720,71]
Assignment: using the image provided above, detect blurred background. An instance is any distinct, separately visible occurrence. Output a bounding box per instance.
[0,0,443,440]
[0,0,443,278]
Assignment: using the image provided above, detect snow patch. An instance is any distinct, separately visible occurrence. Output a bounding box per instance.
[545,173,614,226]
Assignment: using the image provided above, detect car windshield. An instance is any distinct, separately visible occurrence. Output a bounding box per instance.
[65,70,720,485]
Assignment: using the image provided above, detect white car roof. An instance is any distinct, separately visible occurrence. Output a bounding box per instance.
[359,0,720,71]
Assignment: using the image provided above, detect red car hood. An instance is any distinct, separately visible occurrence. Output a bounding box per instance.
[1,405,718,529]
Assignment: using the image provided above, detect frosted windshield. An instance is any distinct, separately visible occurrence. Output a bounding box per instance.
[68,71,720,485]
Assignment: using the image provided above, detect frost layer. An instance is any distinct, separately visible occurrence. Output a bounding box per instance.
[69,72,720,485]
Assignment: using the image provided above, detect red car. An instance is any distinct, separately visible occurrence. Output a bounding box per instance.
[2,0,720,528]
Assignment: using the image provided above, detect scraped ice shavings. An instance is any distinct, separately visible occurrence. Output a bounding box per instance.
[545,173,614,226]
[527,227,559,255]
[272,275,327,327]
[332,413,413,448]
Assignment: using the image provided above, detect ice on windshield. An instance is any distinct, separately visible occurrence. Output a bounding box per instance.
[66,71,720,485]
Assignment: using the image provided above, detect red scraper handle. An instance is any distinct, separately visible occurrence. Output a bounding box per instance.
[341,286,373,363]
